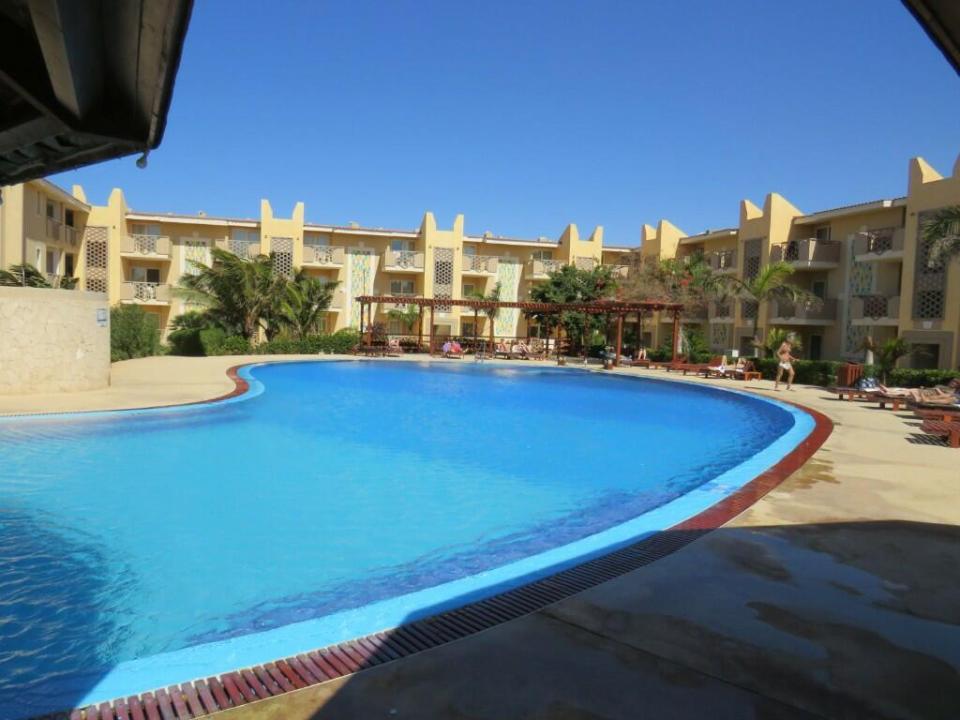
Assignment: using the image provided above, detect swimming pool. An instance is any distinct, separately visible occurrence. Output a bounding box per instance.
[0,361,814,718]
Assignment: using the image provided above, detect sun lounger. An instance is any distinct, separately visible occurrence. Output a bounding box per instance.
[920,419,960,448]
[385,339,404,357]
[915,407,960,422]
[730,360,761,381]
[826,386,880,401]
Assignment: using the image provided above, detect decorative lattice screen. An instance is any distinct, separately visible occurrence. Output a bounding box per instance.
[743,238,761,281]
[845,241,873,355]
[913,211,945,320]
[434,247,453,311]
[83,226,108,293]
[272,237,294,278]
[228,239,257,259]
[741,300,758,320]
[711,323,729,349]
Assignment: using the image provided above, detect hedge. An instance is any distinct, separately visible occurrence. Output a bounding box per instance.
[749,360,960,388]
[110,305,160,362]
[199,328,362,357]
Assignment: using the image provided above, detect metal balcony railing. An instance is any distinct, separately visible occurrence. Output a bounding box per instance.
[851,295,900,321]
[463,254,500,274]
[304,244,345,266]
[123,234,172,257]
[121,281,170,303]
[853,227,905,257]
[770,239,841,265]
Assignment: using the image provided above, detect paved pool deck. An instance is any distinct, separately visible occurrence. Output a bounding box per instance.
[3,356,958,719]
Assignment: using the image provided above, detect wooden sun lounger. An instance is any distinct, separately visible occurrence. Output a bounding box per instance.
[915,407,960,422]
[875,393,910,411]
[920,419,960,448]
[826,386,879,401]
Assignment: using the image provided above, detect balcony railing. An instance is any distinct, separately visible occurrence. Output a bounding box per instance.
[303,244,345,266]
[46,217,62,240]
[710,300,733,320]
[770,239,841,266]
[217,238,262,259]
[853,227,905,259]
[63,225,78,246]
[380,293,421,312]
[527,258,564,278]
[120,281,170,303]
[604,264,629,278]
[851,295,900,322]
[122,234,172,257]
[769,298,837,322]
[462,254,500,274]
[708,249,737,273]
[384,249,424,271]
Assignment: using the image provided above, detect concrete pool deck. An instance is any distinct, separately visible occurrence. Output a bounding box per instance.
[3,356,958,719]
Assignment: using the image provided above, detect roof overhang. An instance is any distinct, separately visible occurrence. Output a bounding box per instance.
[902,0,960,75]
[0,0,193,185]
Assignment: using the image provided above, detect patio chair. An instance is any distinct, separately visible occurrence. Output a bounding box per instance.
[385,338,404,357]
[731,359,761,381]
[920,419,960,448]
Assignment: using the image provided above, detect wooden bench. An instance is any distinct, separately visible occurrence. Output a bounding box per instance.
[920,419,960,448]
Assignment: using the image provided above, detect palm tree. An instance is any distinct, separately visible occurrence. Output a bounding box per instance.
[922,206,960,267]
[278,271,339,340]
[727,262,818,356]
[176,248,287,342]
[875,337,912,383]
[386,303,420,335]
[0,263,52,287]
[468,281,502,346]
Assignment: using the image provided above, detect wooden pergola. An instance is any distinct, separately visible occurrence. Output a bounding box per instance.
[355,295,685,365]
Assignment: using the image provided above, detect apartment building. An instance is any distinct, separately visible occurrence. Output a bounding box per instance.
[0,149,957,369]
[0,181,630,341]
[640,154,960,370]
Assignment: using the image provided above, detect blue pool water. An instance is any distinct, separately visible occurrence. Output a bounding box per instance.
[0,361,810,718]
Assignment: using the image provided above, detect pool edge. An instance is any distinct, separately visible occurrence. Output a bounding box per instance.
[39,367,833,720]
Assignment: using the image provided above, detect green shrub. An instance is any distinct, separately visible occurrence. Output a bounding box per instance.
[886,368,960,388]
[166,311,210,356]
[318,328,361,354]
[216,336,252,355]
[753,359,845,386]
[110,305,160,362]
[198,327,227,356]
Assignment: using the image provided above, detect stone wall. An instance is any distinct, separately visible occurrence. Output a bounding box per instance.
[0,287,109,394]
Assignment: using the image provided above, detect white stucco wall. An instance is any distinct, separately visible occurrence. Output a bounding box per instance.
[0,286,110,394]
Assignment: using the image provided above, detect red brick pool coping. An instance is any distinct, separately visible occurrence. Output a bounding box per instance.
[34,366,832,720]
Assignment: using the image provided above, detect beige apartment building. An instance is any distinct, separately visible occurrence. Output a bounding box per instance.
[0,150,958,369]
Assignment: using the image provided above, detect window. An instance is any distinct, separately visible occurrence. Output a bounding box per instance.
[131,267,161,283]
[304,233,329,246]
[814,226,831,242]
[46,200,57,219]
[389,279,415,295]
[462,320,476,337]
[132,223,162,236]
[230,228,258,242]
[45,249,57,274]
[463,245,476,256]
[531,250,553,261]
[388,319,403,335]
[811,281,826,299]
[65,253,75,277]
[809,335,822,361]
[462,283,475,297]
[911,343,939,369]
[391,239,413,252]
[65,209,75,227]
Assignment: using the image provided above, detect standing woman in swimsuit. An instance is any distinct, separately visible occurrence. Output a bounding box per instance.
[775,339,797,391]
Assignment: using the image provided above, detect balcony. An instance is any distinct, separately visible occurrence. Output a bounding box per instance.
[303,244,345,268]
[851,295,900,326]
[853,227,905,263]
[574,257,597,271]
[63,225,78,246]
[383,249,424,272]
[462,254,500,275]
[526,258,564,279]
[122,234,172,259]
[327,288,345,311]
[46,217,62,240]
[216,238,262,259]
[120,281,171,304]
[380,293,421,312]
[709,300,734,322]
[604,264,629,279]
[768,298,837,325]
[708,249,737,274]
[770,238,841,269]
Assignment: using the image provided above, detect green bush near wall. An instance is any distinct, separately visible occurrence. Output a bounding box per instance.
[110,305,161,362]
[191,328,361,357]
[885,368,960,388]
[750,360,960,388]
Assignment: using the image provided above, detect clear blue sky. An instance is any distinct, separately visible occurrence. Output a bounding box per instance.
[53,0,960,246]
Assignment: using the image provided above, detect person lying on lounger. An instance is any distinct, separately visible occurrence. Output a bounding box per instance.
[878,384,960,404]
